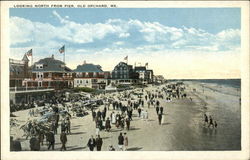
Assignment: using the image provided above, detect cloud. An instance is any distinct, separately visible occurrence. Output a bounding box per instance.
[10,11,240,52]
[9,11,241,79]
[113,41,124,45]
[216,29,240,41]
[119,33,130,38]
[10,17,34,44]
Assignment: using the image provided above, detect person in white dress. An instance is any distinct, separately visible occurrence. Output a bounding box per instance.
[144,111,148,121]
[111,112,116,124]
[161,114,164,125]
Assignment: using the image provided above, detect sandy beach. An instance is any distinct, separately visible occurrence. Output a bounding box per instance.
[10,80,241,151]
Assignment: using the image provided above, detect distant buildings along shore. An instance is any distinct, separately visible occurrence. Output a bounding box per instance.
[9,53,165,104]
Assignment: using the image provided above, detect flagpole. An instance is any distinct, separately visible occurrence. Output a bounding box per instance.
[64,46,65,64]
[63,45,66,64]
[64,47,65,88]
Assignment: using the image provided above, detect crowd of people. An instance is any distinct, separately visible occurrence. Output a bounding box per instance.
[10,82,190,151]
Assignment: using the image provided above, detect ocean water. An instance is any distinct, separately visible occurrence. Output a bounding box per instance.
[168,79,241,89]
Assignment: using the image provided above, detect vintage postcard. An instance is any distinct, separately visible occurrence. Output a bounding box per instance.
[1,1,249,160]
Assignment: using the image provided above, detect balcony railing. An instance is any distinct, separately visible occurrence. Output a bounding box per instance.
[10,86,54,92]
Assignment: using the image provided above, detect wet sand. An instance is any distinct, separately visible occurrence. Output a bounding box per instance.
[10,81,241,151]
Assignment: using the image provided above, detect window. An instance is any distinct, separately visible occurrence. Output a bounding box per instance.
[80,80,82,84]
[77,80,79,84]
[36,64,43,69]
[36,72,43,79]
[38,81,42,87]
[86,80,88,83]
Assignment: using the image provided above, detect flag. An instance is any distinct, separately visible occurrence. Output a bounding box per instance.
[59,45,65,54]
[26,49,32,56]
[124,56,128,61]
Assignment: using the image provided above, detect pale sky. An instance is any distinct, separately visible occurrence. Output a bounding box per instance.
[9,8,241,79]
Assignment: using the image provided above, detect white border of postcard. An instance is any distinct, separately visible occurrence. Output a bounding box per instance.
[1,1,249,160]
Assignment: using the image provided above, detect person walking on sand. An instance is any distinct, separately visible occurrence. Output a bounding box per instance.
[92,110,96,121]
[30,135,40,151]
[160,106,163,115]
[95,121,100,136]
[65,118,71,134]
[126,118,130,130]
[87,135,96,151]
[204,114,208,126]
[61,120,66,133]
[111,111,116,124]
[156,106,159,115]
[158,113,162,125]
[147,101,150,108]
[47,130,55,150]
[105,117,111,132]
[60,130,67,151]
[124,133,128,151]
[161,113,165,125]
[118,132,124,151]
[208,116,214,128]
[145,110,148,121]
[10,136,22,151]
[214,121,218,128]
[156,100,160,107]
[95,135,103,151]
[138,107,142,118]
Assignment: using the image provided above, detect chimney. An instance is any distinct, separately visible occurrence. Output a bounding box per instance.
[52,54,54,59]
[83,60,86,64]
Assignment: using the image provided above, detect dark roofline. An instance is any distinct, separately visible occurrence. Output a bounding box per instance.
[73,63,103,72]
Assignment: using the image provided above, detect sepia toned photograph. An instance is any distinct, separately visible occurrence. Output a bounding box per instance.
[1,1,250,160]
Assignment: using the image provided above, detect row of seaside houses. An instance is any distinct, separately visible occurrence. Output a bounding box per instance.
[10,54,157,90]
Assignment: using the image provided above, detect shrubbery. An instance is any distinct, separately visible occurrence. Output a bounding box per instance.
[73,87,96,93]
[132,84,148,88]
[117,85,128,88]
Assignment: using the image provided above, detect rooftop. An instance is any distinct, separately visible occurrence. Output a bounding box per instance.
[135,66,146,71]
[32,56,72,72]
[74,63,103,73]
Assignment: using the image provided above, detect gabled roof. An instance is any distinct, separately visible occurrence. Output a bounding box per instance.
[74,63,103,73]
[32,57,72,72]
[22,54,29,62]
[114,62,133,69]
[10,64,24,73]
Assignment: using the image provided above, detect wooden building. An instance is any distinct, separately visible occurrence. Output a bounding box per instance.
[73,62,111,89]
[23,55,73,89]
[111,62,139,85]
[9,55,31,88]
